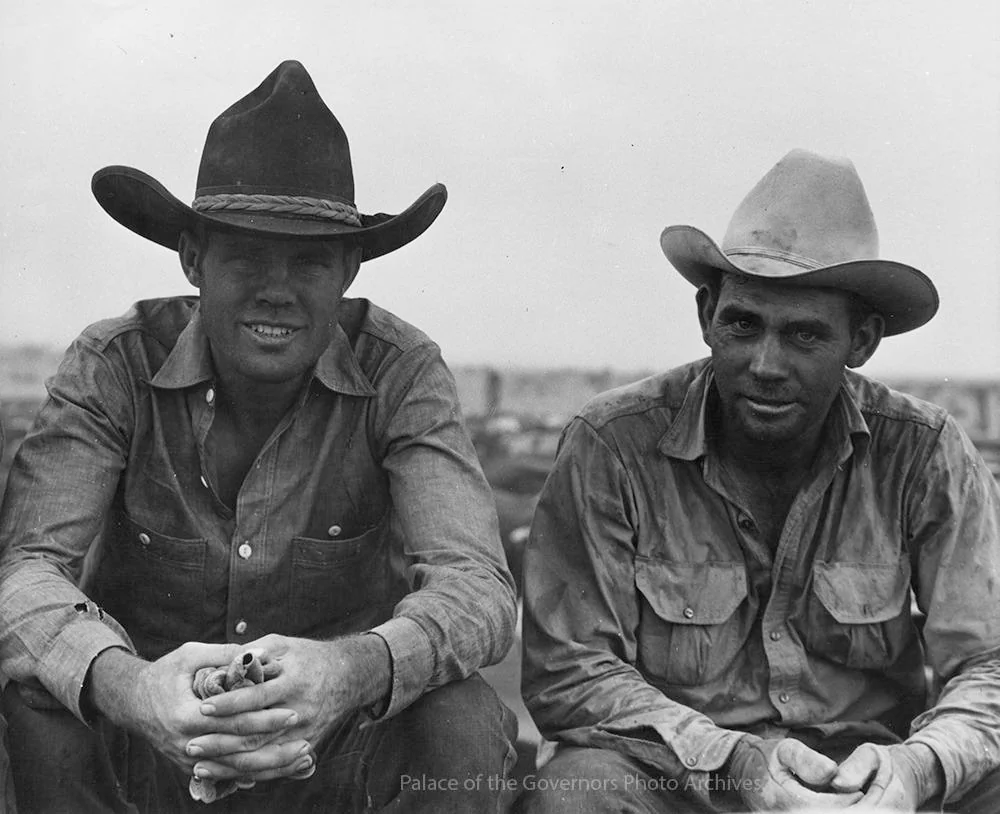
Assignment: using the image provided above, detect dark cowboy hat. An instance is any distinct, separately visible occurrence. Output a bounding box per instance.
[92,60,447,263]
[660,149,938,335]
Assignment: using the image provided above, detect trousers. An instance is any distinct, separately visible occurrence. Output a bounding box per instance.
[513,744,1000,814]
[4,672,517,814]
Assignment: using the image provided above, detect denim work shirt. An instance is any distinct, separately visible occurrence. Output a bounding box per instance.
[0,296,516,722]
[522,359,1000,806]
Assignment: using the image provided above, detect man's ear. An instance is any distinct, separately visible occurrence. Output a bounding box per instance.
[177,230,203,288]
[696,284,717,348]
[341,245,363,295]
[846,312,885,368]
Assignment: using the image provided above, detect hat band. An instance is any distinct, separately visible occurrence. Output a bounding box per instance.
[192,193,362,226]
[725,246,821,270]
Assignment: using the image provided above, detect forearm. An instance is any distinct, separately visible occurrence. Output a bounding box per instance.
[0,558,134,719]
[524,647,745,778]
[338,632,392,713]
[84,646,145,728]
[907,654,1000,803]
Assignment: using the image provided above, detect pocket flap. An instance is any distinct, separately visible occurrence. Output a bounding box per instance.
[812,560,910,624]
[635,558,747,625]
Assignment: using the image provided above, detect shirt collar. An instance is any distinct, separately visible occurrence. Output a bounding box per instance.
[150,306,377,398]
[657,362,872,464]
[657,362,714,461]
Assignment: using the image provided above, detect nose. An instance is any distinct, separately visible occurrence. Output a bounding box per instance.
[748,333,788,380]
[255,264,295,308]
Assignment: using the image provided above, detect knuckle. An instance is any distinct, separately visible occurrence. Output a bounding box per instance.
[246,732,269,751]
[231,753,253,773]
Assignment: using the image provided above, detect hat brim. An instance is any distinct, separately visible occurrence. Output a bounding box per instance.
[660,225,938,336]
[91,166,447,263]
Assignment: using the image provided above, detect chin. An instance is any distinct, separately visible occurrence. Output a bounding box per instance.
[240,360,311,385]
[737,416,803,446]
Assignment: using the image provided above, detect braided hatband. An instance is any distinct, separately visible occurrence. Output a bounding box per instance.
[192,193,361,226]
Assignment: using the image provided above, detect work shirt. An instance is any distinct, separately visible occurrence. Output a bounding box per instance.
[0,296,516,722]
[522,358,1000,805]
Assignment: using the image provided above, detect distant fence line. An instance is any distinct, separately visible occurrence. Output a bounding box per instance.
[4,349,1000,442]
[453,367,1000,442]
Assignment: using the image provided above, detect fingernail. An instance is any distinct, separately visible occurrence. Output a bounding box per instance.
[186,744,203,757]
[285,712,299,726]
[298,742,312,756]
[199,703,216,715]
[194,766,211,779]
[296,756,314,772]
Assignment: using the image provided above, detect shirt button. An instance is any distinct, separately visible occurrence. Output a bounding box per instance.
[238,543,252,560]
[328,525,342,538]
[234,619,248,635]
[683,607,695,619]
[779,692,790,704]
[685,757,697,767]
[770,630,782,641]
[206,388,215,405]
[738,515,754,532]
[138,532,150,546]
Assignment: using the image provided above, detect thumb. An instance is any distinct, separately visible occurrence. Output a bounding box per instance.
[779,739,839,787]
[830,743,880,793]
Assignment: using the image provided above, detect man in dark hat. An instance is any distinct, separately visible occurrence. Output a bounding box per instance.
[517,150,1000,812]
[0,61,517,813]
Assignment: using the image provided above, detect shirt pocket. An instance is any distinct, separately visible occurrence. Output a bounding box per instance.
[800,559,913,670]
[98,516,208,651]
[634,558,750,687]
[289,514,390,635]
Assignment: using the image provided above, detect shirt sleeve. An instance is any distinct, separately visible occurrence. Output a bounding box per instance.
[0,337,137,721]
[369,343,517,717]
[905,415,1000,803]
[521,417,744,797]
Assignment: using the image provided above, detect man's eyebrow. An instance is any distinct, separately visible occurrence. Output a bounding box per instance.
[217,242,268,260]
[716,303,758,320]
[785,317,833,334]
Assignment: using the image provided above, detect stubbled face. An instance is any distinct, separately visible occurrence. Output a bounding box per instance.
[181,230,358,388]
[699,275,876,451]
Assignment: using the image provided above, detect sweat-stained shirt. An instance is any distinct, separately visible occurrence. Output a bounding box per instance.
[0,296,516,722]
[522,358,1000,806]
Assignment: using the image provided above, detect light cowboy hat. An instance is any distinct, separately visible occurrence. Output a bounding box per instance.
[91,60,446,263]
[660,149,938,335]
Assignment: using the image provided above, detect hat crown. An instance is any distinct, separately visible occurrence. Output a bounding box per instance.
[721,149,879,271]
[195,60,355,205]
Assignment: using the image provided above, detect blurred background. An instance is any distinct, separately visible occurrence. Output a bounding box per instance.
[2,0,999,769]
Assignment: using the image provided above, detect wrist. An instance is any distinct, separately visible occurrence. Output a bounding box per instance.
[84,646,145,727]
[893,743,944,804]
[329,633,391,713]
[723,734,762,781]
[362,632,392,713]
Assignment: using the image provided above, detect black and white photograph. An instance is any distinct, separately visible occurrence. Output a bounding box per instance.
[1,2,999,811]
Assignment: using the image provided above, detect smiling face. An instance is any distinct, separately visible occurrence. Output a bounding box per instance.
[698,274,883,459]
[179,228,360,393]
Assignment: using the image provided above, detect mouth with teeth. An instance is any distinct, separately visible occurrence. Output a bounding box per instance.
[245,323,299,342]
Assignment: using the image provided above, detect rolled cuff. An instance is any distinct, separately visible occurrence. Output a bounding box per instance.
[37,606,134,722]
[651,721,747,774]
[368,617,434,718]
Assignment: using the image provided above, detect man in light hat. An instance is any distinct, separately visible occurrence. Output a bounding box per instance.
[517,150,1000,812]
[0,61,517,812]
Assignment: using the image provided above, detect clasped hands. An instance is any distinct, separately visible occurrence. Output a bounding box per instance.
[101,632,390,787]
[725,735,940,811]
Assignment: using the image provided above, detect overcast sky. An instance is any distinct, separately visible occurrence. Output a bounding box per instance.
[2,0,998,378]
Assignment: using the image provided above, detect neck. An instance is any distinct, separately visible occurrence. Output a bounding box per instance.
[215,369,308,432]
[722,430,820,476]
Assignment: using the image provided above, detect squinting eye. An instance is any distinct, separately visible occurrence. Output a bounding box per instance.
[796,330,819,343]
